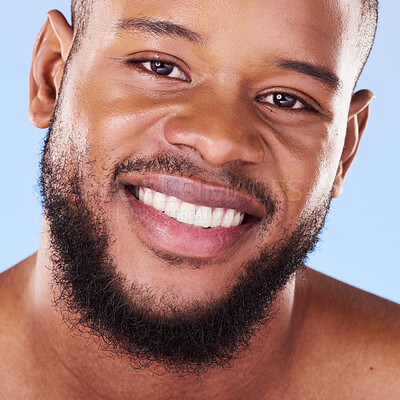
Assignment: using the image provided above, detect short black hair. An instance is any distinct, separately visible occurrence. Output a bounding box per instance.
[70,0,95,50]
[357,0,379,79]
[71,0,93,34]
[70,0,378,82]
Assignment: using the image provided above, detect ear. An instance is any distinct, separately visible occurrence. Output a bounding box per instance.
[332,89,375,198]
[29,10,74,129]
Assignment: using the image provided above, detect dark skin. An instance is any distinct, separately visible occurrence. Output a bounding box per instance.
[1,0,400,398]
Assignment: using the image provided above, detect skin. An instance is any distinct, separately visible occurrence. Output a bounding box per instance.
[0,0,399,398]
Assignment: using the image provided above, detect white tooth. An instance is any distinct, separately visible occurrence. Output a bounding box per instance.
[164,196,181,219]
[210,208,224,227]
[136,186,244,230]
[232,211,241,227]
[194,206,212,228]
[176,202,196,225]
[221,208,235,228]
[152,191,166,212]
[139,187,145,202]
[143,188,153,206]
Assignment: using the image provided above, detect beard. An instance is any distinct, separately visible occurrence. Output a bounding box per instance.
[40,112,331,376]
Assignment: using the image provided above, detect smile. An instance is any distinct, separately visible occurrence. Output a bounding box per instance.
[120,175,264,258]
[131,186,245,229]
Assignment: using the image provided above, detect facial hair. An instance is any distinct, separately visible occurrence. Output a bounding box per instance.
[40,116,331,376]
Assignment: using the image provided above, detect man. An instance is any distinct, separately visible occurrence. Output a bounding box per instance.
[0,0,399,398]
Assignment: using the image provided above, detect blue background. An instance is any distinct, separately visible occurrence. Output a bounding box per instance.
[1,2,399,302]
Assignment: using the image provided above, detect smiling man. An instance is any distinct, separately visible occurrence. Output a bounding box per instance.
[1,0,400,399]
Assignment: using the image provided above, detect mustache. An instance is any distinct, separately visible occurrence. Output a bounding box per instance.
[113,153,278,217]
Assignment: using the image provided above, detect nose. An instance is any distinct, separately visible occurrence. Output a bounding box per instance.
[163,93,265,167]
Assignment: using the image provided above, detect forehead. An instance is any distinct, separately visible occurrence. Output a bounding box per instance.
[80,0,361,89]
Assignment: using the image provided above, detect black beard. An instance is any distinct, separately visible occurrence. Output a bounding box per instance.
[40,128,331,376]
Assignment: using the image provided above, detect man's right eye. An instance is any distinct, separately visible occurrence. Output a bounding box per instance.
[132,59,189,81]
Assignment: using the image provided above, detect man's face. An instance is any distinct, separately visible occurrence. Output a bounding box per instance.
[42,0,362,373]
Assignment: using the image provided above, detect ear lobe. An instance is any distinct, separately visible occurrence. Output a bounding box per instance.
[332,89,375,198]
[29,10,73,129]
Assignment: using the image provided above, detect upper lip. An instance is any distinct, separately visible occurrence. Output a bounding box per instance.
[119,174,266,219]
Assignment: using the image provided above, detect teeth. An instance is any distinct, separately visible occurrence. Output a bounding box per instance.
[210,208,224,227]
[232,211,241,227]
[195,206,212,228]
[134,186,245,229]
[138,187,145,202]
[164,196,181,219]
[221,209,235,228]
[143,188,153,206]
[176,202,196,225]
[153,191,167,212]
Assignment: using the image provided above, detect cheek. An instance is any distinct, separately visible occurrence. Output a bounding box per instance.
[297,125,346,213]
[267,119,346,217]
[80,86,181,175]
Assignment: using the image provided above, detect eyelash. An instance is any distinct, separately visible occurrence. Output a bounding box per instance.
[256,93,319,114]
[126,58,190,82]
[126,58,319,114]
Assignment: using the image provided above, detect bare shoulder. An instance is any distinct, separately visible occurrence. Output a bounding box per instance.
[0,253,37,339]
[0,254,37,398]
[301,267,400,321]
[293,268,400,398]
[0,254,36,308]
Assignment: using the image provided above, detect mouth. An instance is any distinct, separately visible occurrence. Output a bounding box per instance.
[130,185,246,229]
[120,175,264,258]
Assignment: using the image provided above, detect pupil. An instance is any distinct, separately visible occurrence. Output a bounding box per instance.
[274,93,296,108]
[150,61,174,76]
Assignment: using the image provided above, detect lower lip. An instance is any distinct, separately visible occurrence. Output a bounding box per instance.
[125,188,257,258]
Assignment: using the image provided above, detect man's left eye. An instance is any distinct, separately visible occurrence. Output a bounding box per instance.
[141,60,186,80]
[259,93,305,109]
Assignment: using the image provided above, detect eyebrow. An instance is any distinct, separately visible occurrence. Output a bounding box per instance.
[115,18,342,91]
[115,17,206,46]
[275,59,342,91]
